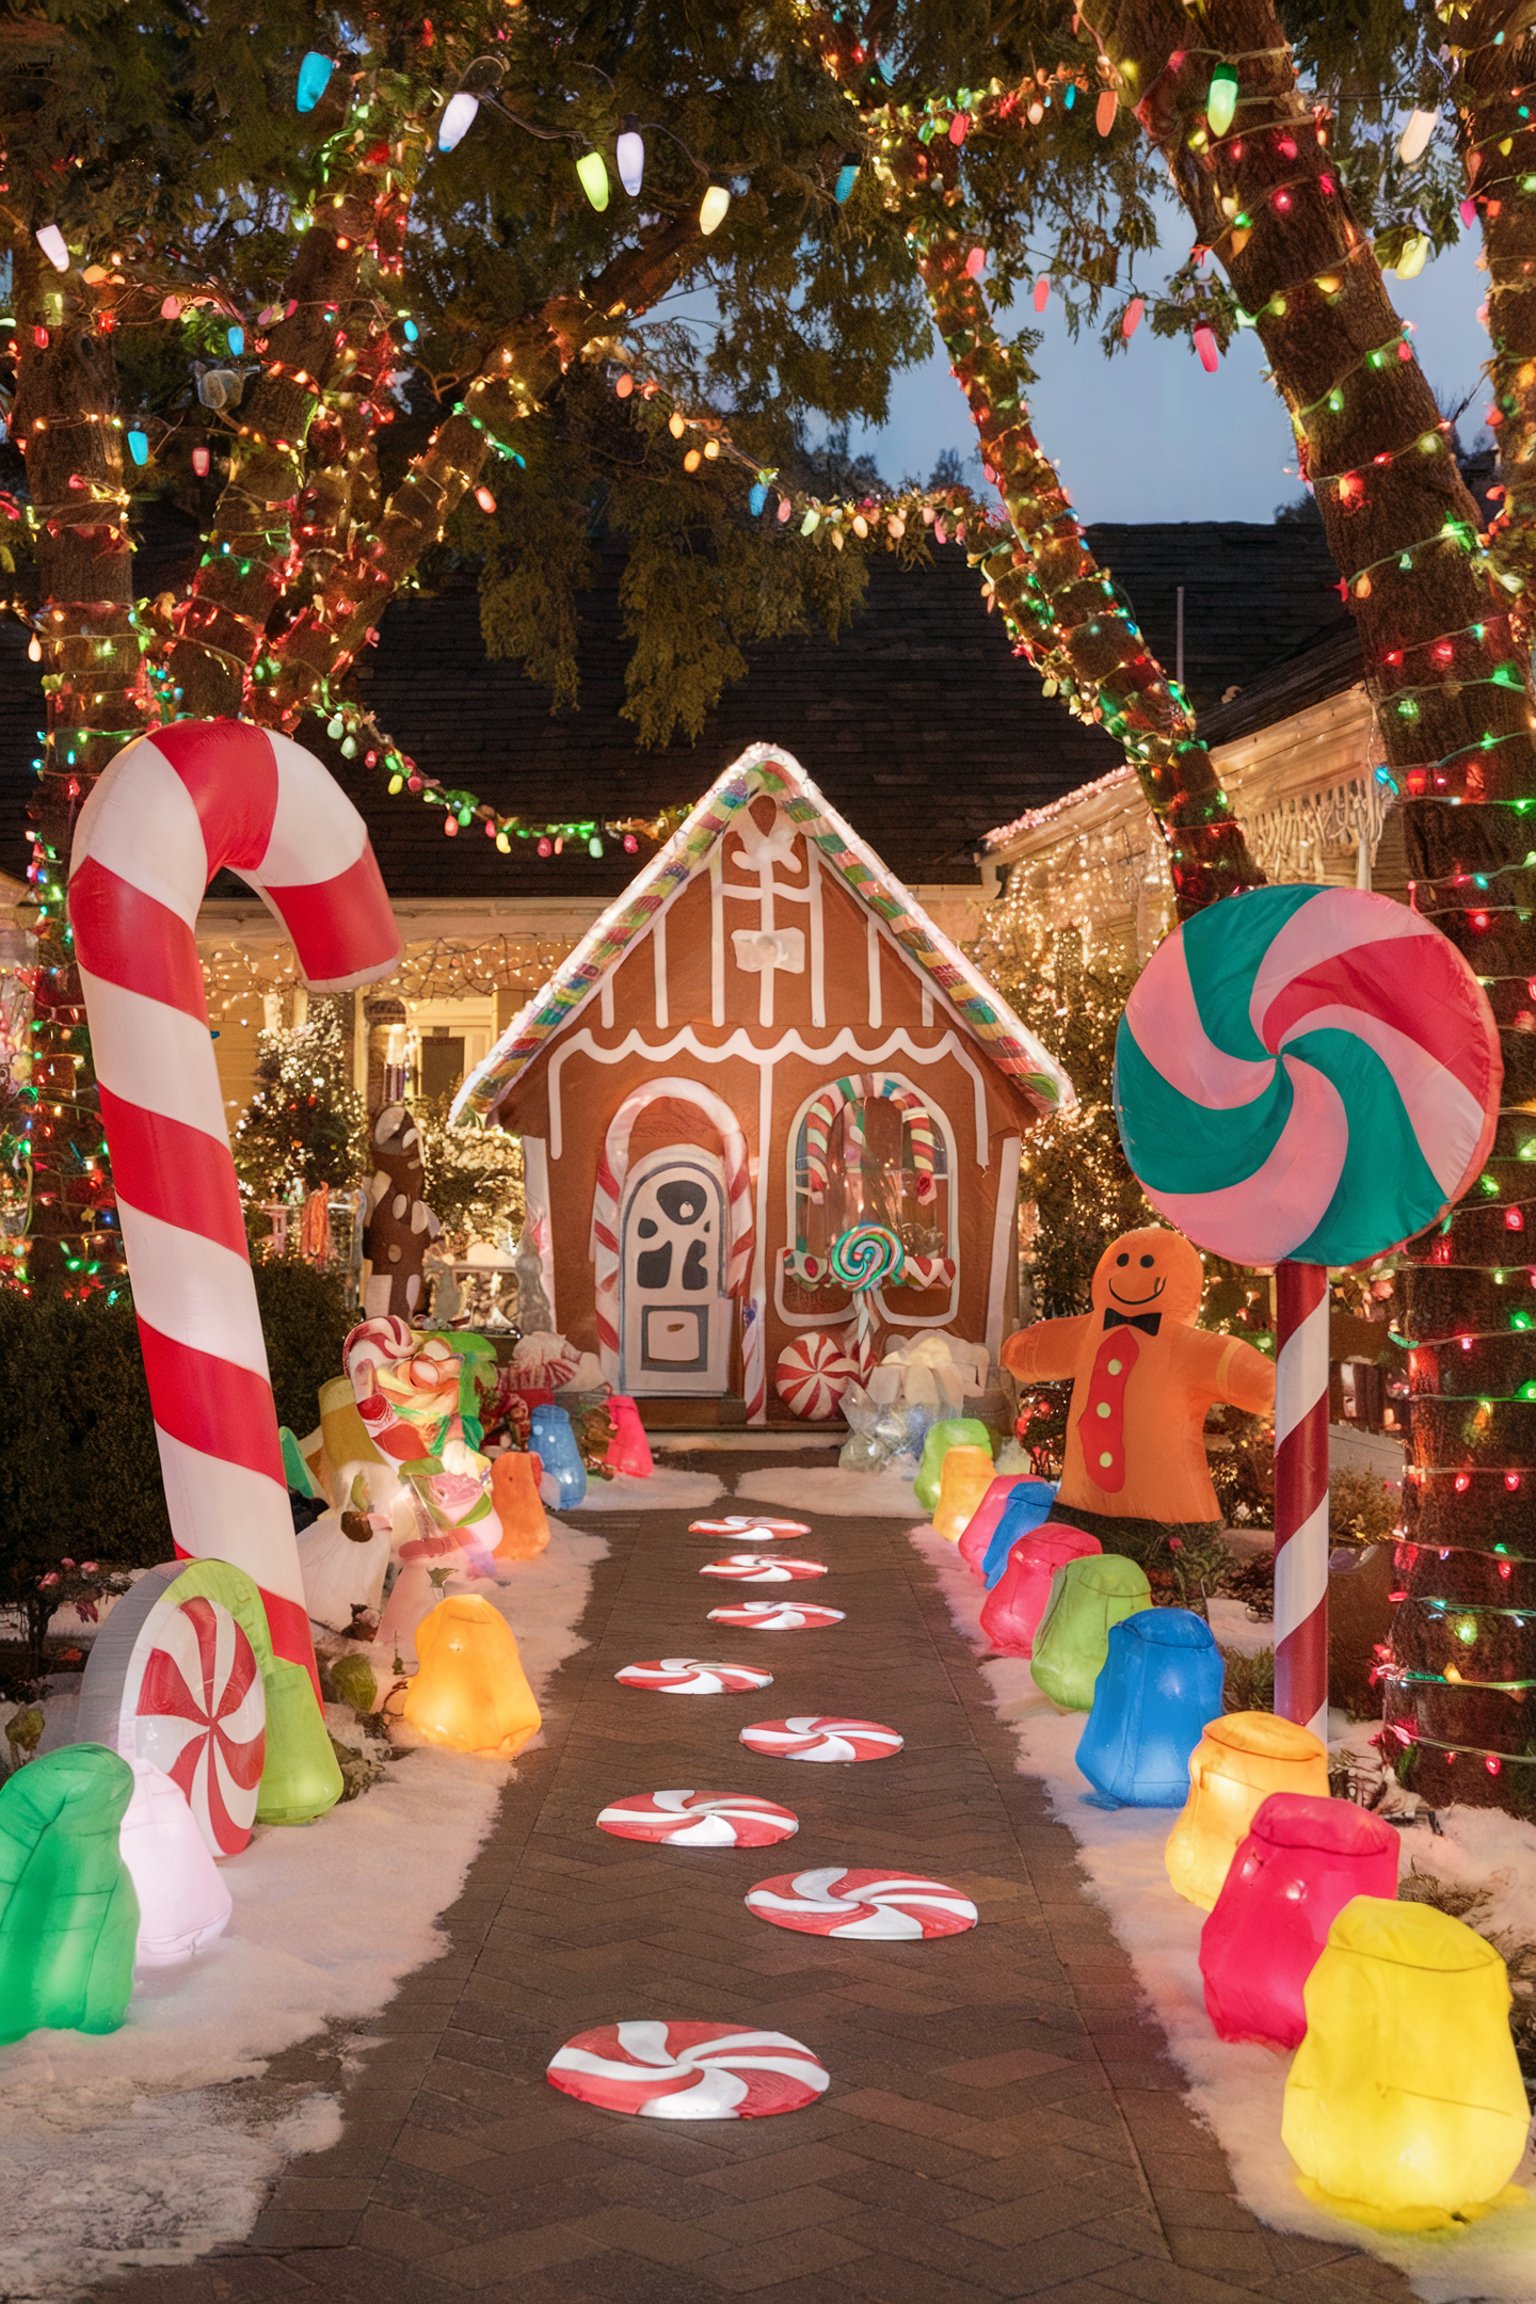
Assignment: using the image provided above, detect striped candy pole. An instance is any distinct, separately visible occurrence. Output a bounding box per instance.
[70,720,401,1704]
[1273,1262,1331,1740]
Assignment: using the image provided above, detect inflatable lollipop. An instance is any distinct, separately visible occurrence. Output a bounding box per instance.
[830,1223,904,1375]
[1115,884,1501,1733]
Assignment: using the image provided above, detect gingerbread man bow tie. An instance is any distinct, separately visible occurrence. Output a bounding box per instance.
[1102,1307,1162,1336]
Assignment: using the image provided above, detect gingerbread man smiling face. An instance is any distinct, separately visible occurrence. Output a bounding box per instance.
[1003,1223,1273,1527]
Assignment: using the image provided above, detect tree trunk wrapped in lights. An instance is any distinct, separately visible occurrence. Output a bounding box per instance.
[910,218,1261,916]
[1083,0,1536,1808]
[9,250,142,1285]
[1442,3,1536,598]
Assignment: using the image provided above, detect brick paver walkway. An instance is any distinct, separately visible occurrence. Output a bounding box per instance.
[102,1461,1411,2304]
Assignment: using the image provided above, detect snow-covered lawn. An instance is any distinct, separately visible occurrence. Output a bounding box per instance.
[0,1520,606,2303]
[911,1525,1536,2304]
[736,1463,929,1516]
[571,1466,723,1511]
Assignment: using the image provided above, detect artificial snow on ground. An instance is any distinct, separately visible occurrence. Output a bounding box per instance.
[0,1519,606,2304]
[911,1527,1536,2304]
[736,1463,927,1516]
[570,1466,723,1511]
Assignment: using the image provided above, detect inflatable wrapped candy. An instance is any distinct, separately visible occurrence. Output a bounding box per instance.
[1002,1228,1273,1529]
[981,1524,1102,1658]
[531,1402,587,1509]
[490,1449,551,1562]
[0,1745,139,2042]
[1076,1609,1225,1809]
[119,1756,232,1967]
[1029,1553,1150,1710]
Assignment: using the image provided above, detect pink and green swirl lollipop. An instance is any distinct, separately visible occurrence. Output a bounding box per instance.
[1114,885,1501,1270]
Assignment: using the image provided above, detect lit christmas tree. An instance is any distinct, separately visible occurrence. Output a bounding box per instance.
[233,1000,367,1210]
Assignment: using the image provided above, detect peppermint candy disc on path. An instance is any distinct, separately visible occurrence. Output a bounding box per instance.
[689,1514,811,1541]
[707,1601,846,1631]
[740,1716,904,1764]
[746,1866,979,1941]
[547,2020,829,2120]
[700,1554,827,1583]
[596,1790,799,1848]
[1114,883,1502,1267]
[615,1658,773,1695]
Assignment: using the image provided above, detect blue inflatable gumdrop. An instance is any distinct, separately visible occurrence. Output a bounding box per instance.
[1075,1608,1225,1808]
[530,1402,587,1510]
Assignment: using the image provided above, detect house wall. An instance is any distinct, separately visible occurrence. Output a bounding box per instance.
[498,799,1028,1415]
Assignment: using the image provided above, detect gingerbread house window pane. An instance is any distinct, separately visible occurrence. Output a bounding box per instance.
[795,1090,948,1265]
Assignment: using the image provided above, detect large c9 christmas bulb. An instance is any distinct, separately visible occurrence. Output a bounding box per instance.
[699,184,731,235]
[617,119,645,196]
[1400,107,1438,166]
[296,52,333,114]
[576,150,610,211]
[35,224,69,273]
[437,91,479,153]
[1207,63,1239,139]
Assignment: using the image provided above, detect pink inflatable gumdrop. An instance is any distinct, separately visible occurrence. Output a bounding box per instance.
[979,1525,1102,1658]
[958,1475,1028,1579]
[605,1395,654,1479]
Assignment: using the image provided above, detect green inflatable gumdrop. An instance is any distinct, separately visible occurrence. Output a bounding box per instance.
[1029,1553,1152,1711]
[329,1653,379,1717]
[914,1418,993,1515]
[280,1426,323,1500]
[0,1744,138,2043]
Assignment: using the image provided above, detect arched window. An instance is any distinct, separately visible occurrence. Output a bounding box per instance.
[791,1074,950,1274]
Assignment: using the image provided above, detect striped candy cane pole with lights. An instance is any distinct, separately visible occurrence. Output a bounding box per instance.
[1274,1262,1332,1735]
[1115,885,1502,1738]
[70,720,401,1710]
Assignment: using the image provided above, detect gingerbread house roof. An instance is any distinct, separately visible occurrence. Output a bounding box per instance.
[453,742,1074,1127]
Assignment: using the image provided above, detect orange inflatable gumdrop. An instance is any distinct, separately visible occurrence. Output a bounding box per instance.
[403,1595,542,1757]
[491,1449,550,1562]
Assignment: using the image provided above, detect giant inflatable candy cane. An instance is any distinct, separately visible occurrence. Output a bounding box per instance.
[70,720,401,1815]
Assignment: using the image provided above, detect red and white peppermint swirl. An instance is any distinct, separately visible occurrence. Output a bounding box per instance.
[746,1867,978,1940]
[699,1554,827,1583]
[615,1657,774,1695]
[707,1602,845,1631]
[689,1515,811,1540]
[134,1595,267,1858]
[596,1790,799,1848]
[69,722,399,1696]
[547,2020,829,2120]
[740,1716,904,1764]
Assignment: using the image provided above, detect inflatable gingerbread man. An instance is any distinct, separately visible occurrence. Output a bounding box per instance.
[1002,1226,1274,1526]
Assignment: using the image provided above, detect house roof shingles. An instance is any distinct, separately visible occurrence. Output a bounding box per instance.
[0,521,1353,902]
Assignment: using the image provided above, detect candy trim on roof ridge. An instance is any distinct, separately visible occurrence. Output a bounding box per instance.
[451,742,1075,1125]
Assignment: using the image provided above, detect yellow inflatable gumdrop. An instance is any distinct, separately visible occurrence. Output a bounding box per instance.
[933,1445,997,1542]
[1164,1710,1328,1911]
[403,1595,541,1757]
[1283,1897,1530,2230]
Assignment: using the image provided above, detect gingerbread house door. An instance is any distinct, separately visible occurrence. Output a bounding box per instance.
[619,1148,733,1394]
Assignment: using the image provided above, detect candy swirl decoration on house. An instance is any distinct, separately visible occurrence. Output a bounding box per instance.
[1199,1793,1399,2049]
[547,2020,830,2120]
[75,1559,319,1856]
[775,1330,857,1420]
[745,1868,979,1941]
[0,1746,139,2044]
[596,1791,800,1848]
[69,720,400,1825]
[829,1223,904,1379]
[402,1595,542,1757]
[1112,886,1501,1738]
[1282,1899,1529,2228]
[1075,1610,1225,1810]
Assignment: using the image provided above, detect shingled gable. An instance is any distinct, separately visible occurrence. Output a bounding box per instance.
[453,741,1073,1126]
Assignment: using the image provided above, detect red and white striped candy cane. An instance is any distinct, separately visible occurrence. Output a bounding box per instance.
[591,1078,761,1414]
[1273,1261,1330,1740]
[70,720,401,1698]
[802,1074,936,1204]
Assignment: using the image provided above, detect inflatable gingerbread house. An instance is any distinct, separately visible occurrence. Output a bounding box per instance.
[454,745,1072,1423]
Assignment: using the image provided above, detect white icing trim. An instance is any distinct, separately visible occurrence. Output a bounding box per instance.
[809,851,826,1031]
[653,909,668,1031]
[548,1025,990,1164]
[986,1135,1021,1360]
[866,913,882,1029]
[709,847,724,1028]
[599,973,615,1029]
[752,1059,772,1424]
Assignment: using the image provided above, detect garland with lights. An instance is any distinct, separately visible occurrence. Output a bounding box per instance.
[1081,0,1536,1809]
